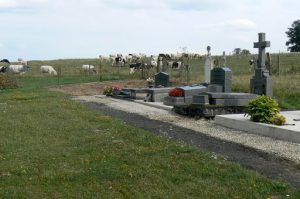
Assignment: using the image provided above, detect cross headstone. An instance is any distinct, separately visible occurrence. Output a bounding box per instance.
[254,33,270,69]
[204,46,213,83]
[250,33,273,96]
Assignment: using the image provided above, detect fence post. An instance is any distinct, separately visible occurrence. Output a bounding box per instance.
[57,66,61,86]
[277,54,280,76]
[99,60,102,81]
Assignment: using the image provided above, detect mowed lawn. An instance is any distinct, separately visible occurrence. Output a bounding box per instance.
[0,82,300,198]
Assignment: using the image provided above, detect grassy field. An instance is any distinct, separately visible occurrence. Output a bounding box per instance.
[1,82,300,198]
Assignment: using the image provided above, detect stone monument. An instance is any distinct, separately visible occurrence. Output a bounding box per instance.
[221,51,227,67]
[204,46,213,83]
[155,72,169,87]
[250,33,273,96]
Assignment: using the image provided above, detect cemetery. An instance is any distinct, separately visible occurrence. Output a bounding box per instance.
[71,33,298,166]
[2,32,300,196]
[3,0,300,196]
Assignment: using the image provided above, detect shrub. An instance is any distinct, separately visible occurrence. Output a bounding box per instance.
[103,86,113,96]
[272,114,286,126]
[0,75,18,89]
[245,95,281,124]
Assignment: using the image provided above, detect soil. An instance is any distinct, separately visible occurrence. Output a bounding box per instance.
[49,79,148,96]
[51,80,300,187]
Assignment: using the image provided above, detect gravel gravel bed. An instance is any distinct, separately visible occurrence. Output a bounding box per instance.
[73,95,300,165]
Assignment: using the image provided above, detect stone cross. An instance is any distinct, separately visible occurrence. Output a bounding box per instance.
[250,33,272,97]
[254,33,270,69]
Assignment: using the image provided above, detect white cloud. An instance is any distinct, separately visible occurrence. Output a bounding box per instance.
[0,0,298,59]
[225,19,257,31]
[0,0,19,8]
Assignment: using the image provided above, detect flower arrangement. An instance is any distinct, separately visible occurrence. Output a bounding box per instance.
[146,77,154,87]
[146,77,154,84]
[113,85,121,95]
[168,88,184,97]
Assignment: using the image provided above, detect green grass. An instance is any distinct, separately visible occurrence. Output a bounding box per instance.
[1,86,300,197]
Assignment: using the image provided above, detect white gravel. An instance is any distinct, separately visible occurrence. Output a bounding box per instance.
[73,95,300,164]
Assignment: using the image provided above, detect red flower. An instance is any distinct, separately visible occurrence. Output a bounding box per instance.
[169,88,184,97]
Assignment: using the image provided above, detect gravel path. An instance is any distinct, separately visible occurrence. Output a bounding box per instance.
[72,95,300,186]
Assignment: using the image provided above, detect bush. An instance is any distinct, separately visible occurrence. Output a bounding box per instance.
[0,75,18,89]
[103,86,113,96]
[245,95,281,124]
[272,114,286,126]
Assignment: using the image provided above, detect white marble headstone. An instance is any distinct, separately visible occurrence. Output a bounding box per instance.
[204,46,213,83]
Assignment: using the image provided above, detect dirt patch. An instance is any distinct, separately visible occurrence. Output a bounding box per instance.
[49,80,147,96]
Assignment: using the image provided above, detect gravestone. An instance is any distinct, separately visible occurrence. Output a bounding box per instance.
[210,67,232,92]
[155,72,169,87]
[204,46,213,83]
[250,33,273,96]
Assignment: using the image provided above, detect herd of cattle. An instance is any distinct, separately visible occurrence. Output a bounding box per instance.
[0,52,201,76]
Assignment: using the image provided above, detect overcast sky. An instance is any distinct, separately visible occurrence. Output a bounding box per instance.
[0,0,299,60]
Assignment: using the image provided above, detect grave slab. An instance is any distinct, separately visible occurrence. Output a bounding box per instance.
[215,111,300,144]
[134,100,173,111]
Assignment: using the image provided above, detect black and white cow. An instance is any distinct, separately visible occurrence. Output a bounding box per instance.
[112,55,126,67]
[171,61,182,70]
[129,62,144,74]
[0,59,10,73]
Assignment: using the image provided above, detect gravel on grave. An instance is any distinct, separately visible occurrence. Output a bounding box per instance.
[73,95,300,165]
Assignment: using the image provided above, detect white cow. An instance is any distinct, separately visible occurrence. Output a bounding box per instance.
[82,65,97,73]
[7,65,29,74]
[41,65,57,75]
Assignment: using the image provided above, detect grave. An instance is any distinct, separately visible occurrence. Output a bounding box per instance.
[210,67,232,93]
[250,33,273,97]
[164,51,257,117]
[155,72,169,87]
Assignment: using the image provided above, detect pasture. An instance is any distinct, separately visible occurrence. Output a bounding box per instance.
[1,76,300,197]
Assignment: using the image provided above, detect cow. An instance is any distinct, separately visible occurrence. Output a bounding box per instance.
[172,61,182,70]
[41,65,57,75]
[6,65,30,74]
[82,65,97,73]
[129,62,143,74]
[112,56,125,67]
[129,62,154,74]
[0,59,10,64]
[0,66,7,73]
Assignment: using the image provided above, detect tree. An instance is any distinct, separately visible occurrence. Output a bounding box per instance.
[233,48,241,55]
[286,20,300,52]
[241,49,251,55]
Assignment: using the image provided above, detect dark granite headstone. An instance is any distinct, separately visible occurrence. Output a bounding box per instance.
[155,72,169,87]
[250,33,273,96]
[210,67,232,92]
